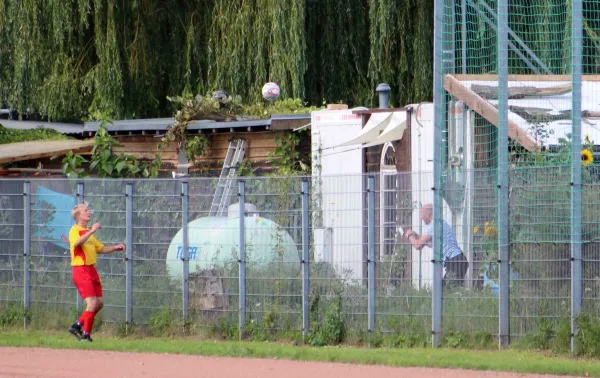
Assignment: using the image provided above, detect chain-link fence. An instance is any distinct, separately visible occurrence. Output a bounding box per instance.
[0,171,592,346]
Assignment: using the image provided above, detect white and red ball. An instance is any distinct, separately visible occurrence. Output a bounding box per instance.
[262,82,280,101]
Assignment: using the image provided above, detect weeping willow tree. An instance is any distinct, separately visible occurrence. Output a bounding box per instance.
[368,0,433,106]
[0,0,216,122]
[207,0,306,102]
[304,0,372,106]
[0,0,435,123]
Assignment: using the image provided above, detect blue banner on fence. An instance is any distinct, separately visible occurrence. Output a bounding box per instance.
[33,186,75,250]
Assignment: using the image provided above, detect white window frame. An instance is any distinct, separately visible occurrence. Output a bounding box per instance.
[380,142,397,260]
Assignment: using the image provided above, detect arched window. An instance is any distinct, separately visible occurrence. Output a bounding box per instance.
[380,143,397,258]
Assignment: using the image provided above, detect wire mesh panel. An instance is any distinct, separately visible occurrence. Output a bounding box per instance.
[582,1,600,325]
[84,180,127,326]
[308,174,367,341]
[509,166,572,340]
[441,168,498,340]
[29,179,77,328]
[187,177,239,336]
[243,176,303,338]
[0,180,24,309]
[132,180,182,327]
[374,171,431,344]
[582,167,600,317]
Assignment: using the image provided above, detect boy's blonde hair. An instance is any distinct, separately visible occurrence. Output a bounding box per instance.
[71,203,88,221]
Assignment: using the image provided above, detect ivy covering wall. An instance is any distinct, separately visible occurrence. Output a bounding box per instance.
[0,0,434,123]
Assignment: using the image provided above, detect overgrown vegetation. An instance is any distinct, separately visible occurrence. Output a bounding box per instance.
[163,93,320,165]
[61,118,161,178]
[0,124,70,145]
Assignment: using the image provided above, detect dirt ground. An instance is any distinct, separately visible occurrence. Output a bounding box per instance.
[0,347,577,378]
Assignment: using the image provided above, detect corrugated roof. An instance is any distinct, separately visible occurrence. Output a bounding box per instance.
[0,120,84,135]
[83,114,311,133]
[0,139,94,164]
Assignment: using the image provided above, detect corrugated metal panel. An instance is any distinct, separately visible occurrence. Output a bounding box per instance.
[83,114,311,133]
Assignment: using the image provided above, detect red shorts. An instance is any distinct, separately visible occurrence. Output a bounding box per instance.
[72,265,103,299]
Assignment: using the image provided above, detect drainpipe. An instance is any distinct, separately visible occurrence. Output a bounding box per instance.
[376,83,391,109]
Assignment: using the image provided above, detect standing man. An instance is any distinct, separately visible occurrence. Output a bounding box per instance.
[404,204,469,288]
[68,203,124,342]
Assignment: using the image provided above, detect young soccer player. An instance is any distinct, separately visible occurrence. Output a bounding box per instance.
[68,203,124,342]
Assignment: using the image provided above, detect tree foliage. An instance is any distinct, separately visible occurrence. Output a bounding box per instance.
[0,0,436,123]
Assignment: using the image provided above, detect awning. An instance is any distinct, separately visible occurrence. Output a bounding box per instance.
[337,111,407,147]
[363,111,407,147]
[338,112,393,147]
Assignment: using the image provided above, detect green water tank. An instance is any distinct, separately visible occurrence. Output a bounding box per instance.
[166,214,300,280]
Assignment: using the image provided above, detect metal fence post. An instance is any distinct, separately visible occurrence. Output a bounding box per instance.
[432,0,444,348]
[125,183,134,331]
[23,181,31,329]
[76,182,84,312]
[238,180,246,339]
[497,0,510,350]
[571,0,583,355]
[181,181,189,323]
[301,180,310,337]
[367,176,376,333]
[461,0,467,75]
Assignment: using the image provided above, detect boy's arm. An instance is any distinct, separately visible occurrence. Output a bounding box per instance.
[98,244,124,254]
[70,223,101,248]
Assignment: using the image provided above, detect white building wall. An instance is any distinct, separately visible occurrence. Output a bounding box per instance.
[311,110,365,280]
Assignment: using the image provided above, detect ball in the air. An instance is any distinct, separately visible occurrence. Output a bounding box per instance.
[262,82,280,101]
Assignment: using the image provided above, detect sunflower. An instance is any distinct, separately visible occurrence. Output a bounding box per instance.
[582,149,593,166]
[484,221,497,236]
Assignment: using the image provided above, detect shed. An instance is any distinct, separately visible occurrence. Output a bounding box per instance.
[83,114,312,174]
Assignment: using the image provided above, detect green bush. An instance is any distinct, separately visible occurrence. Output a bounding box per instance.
[306,293,346,346]
[0,303,28,327]
[148,308,177,336]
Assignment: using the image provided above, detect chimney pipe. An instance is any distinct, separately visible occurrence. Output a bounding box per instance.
[376,83,391,109]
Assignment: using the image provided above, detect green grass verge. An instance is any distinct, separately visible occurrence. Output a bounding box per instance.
[0,330,598,376]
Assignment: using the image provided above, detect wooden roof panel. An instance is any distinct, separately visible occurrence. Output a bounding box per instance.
[0,140,94,164]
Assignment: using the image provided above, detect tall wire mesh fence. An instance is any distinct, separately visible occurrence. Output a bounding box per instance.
[435,0,595,351]
[0,171,592,346]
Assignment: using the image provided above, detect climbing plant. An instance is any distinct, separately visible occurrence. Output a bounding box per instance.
[62,118,161,178]
[163,92,322,164]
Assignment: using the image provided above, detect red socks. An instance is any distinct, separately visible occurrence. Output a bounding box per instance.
[81,311,96,334]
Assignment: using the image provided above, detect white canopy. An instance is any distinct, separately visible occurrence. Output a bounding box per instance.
[338,112,393,147]
[337,111,407,147]
[363,111,407,147]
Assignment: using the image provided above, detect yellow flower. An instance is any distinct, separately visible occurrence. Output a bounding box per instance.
[582,149,593,166]
[473,226,479,234]
[484,221,496,236]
